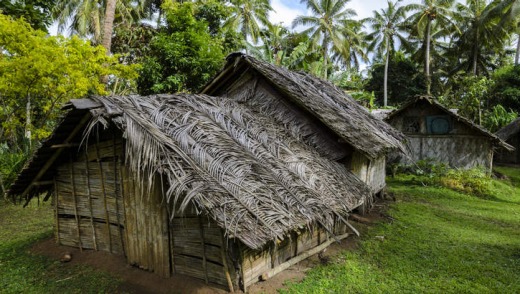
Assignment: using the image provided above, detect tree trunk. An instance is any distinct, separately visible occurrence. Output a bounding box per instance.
[322,37,328,80]
[472,27,479,76]
[25,93,31,148]
[425,19,432,95]
[102,0,117,55]
[384,38,390,107]
[515,33,520,65]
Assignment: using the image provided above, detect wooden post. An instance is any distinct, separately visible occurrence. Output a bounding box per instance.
[69,154,82,252]
[96,137,112,253]
[54,177,60,245]
[199,216,209,284]
[113,136,124,253]
[220,231,235,293]
[85,154,98,251]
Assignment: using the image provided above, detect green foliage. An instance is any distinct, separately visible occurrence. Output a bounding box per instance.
[137,1,234,94]
[0,0,54,32]
[0,14,138,144]
[391,159,493,198]
[284,167,520,293]
[482,104,518,132]
[365,53,427,106]
[0,144,28,196]
[489,65,520,112]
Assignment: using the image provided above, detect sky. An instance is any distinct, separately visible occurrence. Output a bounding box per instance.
[270,0,420,26]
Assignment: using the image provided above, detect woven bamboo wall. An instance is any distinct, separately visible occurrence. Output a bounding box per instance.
[388,104,495,170]
[54,137,125,255]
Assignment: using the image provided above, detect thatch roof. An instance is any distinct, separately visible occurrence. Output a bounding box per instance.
[386,96,514,151]
[202,53,407,160]
[9,94,372,249]
[496,118,520,141]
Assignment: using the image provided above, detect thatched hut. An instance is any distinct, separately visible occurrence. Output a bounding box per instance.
[9,93,401,291]
[384,96,513,170]
[495,118,520,164]
[202,53,406,200]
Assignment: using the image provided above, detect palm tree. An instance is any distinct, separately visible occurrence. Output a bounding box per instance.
[451,0,520,76]
[224,0,272,45]
[52,0,153,54]
[406,0,457,94]
[364,0,408,107]
[292,0,357,79]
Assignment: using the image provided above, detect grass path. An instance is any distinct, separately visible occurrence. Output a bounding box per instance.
[283,166,520,293]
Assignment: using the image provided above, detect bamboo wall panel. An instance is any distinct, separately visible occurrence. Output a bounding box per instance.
[58,218,124,254]
[122,168,170,277]
[170,214,230,287]
[55,138,125,255]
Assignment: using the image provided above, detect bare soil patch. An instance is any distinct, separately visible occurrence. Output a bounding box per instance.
[31,200,392,293]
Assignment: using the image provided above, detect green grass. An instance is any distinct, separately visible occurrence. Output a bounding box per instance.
[0,200,121,293]
[283,167,520,294]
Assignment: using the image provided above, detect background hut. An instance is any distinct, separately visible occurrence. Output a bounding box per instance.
[202,53,406,206]
[495,118,520,164]
[10,94,383,292]
[384,96,513,170]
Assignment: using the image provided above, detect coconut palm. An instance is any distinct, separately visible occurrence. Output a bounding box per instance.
[406,0,457,94]
[52,0,154,53]
[292,0,357,79]
[364,0,408,107]
[451,0,520,76]
[224,0,272,45]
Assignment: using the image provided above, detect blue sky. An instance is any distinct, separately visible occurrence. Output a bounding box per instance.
[270,0,421,25]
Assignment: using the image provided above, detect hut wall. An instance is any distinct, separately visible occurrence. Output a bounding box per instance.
[388,103,494,170]
[54,137,125,255]
[121,169,171,277]
[221,72,354,161]
[241,221,347,290]
[495,135,520,164]
[351,151,386,193]
[170,203,237,289]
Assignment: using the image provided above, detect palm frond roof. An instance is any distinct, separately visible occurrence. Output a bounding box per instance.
[9,94,372,249]
[496,118,520,142]
[202,53,407,160]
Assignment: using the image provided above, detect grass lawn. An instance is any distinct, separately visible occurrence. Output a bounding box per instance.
[283,166,520,293]
[1,167,519,293]
[0,200,121,293]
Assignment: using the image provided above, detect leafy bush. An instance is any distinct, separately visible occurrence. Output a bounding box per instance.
[438,168,492,197]
[391,159,492,197]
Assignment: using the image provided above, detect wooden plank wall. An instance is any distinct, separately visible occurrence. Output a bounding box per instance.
[241,223,343,290]
[54,138,125,255]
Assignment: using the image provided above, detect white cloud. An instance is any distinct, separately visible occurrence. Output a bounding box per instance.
[270,0,306,27]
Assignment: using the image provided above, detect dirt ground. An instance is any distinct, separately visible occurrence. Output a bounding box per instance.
[31,200,392,293]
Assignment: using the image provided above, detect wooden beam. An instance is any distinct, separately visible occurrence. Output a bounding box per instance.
[260,233,350,281]
[50,143,80,149]
[32,181,54,186]
[19,113,91,201]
